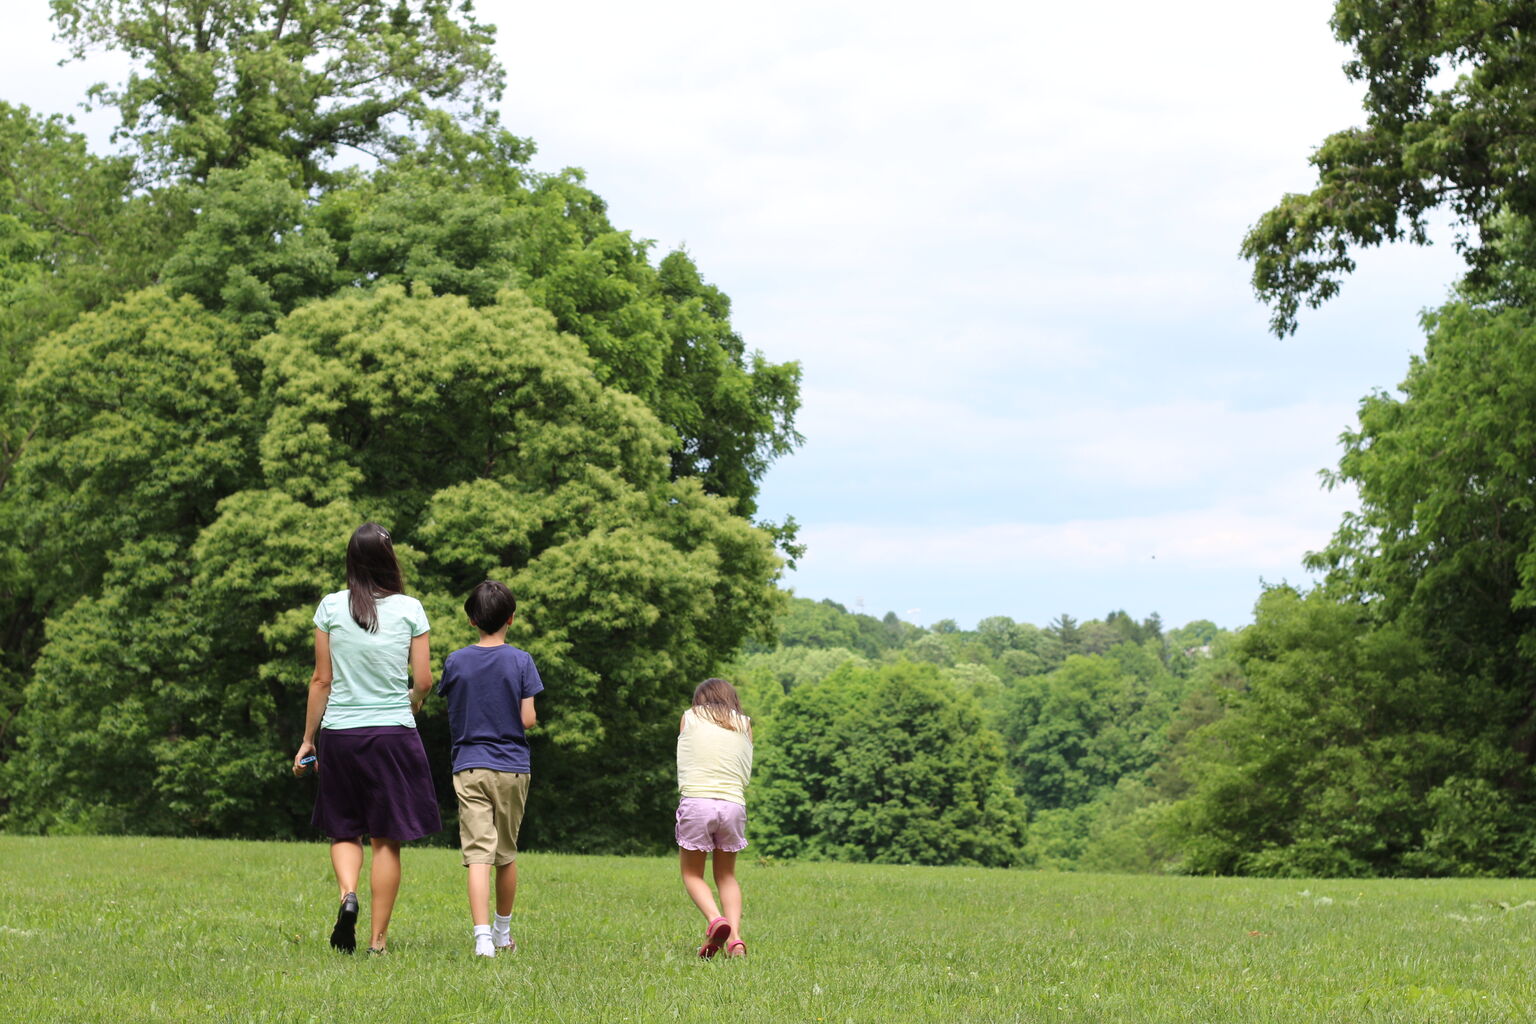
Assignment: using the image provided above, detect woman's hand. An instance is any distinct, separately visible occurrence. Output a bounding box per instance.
[293,739,317,776]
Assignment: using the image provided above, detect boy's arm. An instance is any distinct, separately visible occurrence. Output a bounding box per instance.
[521,696,537,729]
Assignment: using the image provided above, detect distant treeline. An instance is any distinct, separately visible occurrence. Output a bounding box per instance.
[730,598,1233,871]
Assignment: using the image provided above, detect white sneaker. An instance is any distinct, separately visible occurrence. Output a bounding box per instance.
[474,934,496,958]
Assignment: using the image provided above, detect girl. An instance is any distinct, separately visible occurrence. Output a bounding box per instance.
[675,677,754,958]
[293,523,440,954]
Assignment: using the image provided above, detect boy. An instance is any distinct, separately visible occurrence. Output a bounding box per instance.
[437,580,544,957]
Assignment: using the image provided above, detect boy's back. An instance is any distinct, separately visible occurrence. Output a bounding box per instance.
[439,644,544,773]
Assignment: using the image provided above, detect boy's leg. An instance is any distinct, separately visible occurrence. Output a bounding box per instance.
[455,769,498,929]
[488,771,527,942]
[679,848,721,921]
[368,837,402,950]
[495,861,518,918]
[467,863,492,927]
[712,850,742,942]
[330,838,363,900]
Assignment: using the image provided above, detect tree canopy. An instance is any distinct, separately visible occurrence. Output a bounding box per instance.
[0,1,798,843]
[1243,0,1536,334]
[49,0,509,184]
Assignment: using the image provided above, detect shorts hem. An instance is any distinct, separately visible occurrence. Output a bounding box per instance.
[677,841,748,853]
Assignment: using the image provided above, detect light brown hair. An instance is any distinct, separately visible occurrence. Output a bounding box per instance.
[691,677,748,732]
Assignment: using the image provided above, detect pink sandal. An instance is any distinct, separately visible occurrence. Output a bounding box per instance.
[725,939,747,957]
[698,916,731,958]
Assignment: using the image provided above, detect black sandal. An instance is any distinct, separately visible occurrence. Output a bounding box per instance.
[330,892,359,953]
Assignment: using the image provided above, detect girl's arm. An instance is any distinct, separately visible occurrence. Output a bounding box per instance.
[294,629,333,774]
[409,631,432,714]
[521,696,537,729]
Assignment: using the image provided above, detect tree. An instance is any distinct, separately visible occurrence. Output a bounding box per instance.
[1000,653,1180,813]
[1308,296,1536,772]
[754,662,1027,867]
[1169,586,1509,877]
[49,0,508,185]
[2,285,783,845]
[1243,1,1536,335]
[0,0,804,835]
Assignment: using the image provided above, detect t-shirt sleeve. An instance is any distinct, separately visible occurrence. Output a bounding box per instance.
[312,594,336,632]
[437,651,457,699]
[522,654,545,700]
[404,597,430,637]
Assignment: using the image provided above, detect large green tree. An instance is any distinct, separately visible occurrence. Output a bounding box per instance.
[0,0,802,834]
[1243,0,1536,334]
[3,286,782,845]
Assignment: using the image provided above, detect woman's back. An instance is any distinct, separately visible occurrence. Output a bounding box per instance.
[315,589,428,729]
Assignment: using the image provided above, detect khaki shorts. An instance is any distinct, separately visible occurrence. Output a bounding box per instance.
[453,769,530,866]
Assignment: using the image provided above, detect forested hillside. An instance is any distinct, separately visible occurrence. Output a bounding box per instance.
[730,597,1236,870]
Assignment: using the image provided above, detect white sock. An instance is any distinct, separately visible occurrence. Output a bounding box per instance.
[473,924,495,957]
[492,913,513,945]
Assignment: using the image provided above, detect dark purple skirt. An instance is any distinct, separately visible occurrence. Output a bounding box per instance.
[312,726,442,841]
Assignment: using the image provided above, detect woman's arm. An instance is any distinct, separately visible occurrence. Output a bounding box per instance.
[409,631,432,714]
[293,629,334,774]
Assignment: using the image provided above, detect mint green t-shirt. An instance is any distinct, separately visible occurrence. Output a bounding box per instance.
[314,590,429,730]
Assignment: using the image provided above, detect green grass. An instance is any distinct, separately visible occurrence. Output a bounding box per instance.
[2,837,1534,1022]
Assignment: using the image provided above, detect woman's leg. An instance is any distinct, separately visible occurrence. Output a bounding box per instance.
[330,839,363,899]
[679,848,721,921]
[712,850,742,941]
[368,837,402,950]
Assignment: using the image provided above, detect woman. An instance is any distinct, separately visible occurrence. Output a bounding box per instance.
[293,523,440,954]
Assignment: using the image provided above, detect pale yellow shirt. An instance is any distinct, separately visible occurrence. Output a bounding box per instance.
[676,707,754,805]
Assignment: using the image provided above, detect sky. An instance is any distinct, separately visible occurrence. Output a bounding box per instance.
[0,0,1471,630]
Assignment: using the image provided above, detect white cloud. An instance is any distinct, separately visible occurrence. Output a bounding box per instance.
[800,494,1348,573]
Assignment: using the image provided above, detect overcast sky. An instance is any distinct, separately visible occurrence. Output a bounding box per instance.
[2,0,1469,630]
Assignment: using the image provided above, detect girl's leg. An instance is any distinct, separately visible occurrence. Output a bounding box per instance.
[495,861,518,918]
[712,850,742,942]
[467,864,491,927]
[679,848,721,921]
[330,839,363,899]
[368,837,402,950]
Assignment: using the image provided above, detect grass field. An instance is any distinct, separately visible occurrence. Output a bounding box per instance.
[2,837,1535,1023]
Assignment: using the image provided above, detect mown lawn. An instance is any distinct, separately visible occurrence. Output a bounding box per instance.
[1,836,1533,1022]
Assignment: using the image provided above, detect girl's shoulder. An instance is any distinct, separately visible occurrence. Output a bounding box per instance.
[685,706,752,731]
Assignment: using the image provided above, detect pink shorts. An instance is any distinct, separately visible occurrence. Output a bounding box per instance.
[675,797,748,853]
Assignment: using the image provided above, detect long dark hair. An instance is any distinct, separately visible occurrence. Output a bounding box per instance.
[691,678,747,732]
[346,522,403,632]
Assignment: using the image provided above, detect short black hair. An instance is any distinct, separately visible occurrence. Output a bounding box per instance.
[465,580,516,632]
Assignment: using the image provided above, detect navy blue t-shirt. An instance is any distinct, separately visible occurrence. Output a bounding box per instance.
[437,643,544,774]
